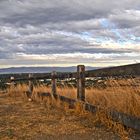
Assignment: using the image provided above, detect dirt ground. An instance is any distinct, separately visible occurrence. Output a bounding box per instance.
[0,93,139,140]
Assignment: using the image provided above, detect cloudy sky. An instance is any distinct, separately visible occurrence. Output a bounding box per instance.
[0,0,140,68]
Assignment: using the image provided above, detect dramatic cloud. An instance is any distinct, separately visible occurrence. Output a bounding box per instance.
[0,0,140,68]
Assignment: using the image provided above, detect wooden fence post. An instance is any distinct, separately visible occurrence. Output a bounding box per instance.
[77,65,85,101]
[51,71,57,96]
[10,76,15,86]
[27,74,33,101]
[10,77,15,93]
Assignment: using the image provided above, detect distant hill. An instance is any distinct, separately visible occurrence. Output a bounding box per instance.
[87,63,140,77]
[0,66,99,74]
[0,63,140,78]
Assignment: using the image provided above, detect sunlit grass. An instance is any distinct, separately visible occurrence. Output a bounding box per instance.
[5,78,140,139]
[7,78,140,118]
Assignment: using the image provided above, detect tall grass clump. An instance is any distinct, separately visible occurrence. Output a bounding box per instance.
[86,78,140,117]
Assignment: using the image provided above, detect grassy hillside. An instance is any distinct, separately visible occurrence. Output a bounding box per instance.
[86,63,140,77]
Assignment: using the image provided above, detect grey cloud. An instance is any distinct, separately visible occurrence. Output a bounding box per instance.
[109,10,140,29]
[0,52,12,59]
[132,26,140,37]
[0,0,140,67]
[1,0,139,26]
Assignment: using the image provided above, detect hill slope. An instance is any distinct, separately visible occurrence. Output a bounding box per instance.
[87,63,140,77]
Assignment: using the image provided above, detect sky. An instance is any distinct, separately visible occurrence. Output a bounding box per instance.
[0,0,140,68]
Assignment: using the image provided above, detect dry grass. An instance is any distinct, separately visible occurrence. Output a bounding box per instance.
[86,78,140,117]
[0,93,121,140]
[4,78,140,139]
[30,78,140,117]
[7,78,140,117]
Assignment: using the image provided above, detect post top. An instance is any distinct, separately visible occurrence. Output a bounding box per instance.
[51,71,57,75]
[29,73,33,78]
[10,77,15,80]
[77,65,85,71]
[77,65,85,67]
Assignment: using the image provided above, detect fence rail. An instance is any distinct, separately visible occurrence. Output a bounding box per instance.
[9,65,140,131]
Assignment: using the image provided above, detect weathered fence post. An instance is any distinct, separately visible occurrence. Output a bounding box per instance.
[27,74,33,101]
[10,76,15,86]
[77,65,85,101]
[51,71,57,96]
[10,77,16,93]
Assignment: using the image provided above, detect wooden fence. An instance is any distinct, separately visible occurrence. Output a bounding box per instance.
[10,65,140,131]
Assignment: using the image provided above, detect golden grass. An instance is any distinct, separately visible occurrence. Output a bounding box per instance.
[7,78,140,118]
[5,78,140,139]
[86,78,140,117]
[0,93,121,140]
